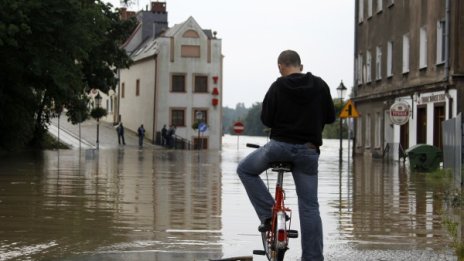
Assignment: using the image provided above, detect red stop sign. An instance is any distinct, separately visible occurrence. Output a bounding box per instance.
[233,121,244,134]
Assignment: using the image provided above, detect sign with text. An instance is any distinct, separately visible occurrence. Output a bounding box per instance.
[389,101,410,125]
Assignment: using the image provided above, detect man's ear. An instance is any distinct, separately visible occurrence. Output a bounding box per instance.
[300,64,303,72]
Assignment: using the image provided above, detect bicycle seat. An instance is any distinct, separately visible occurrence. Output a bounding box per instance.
[270,162,293,172]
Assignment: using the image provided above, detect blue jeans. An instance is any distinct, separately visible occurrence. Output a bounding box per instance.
[237,139,323,261]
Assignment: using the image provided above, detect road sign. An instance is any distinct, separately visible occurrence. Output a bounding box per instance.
[198,122,208,133]
[389,101,410,125]
[339,99,359,119]
[233,121,244,134]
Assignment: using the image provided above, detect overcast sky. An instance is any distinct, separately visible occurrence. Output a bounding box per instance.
[106,0,355,108]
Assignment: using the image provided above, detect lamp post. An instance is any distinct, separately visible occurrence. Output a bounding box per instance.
[95,92,102,150]
[337,81,347,158]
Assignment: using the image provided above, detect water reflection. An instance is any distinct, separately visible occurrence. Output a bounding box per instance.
[0,136,458,261]
[0,149,223,261]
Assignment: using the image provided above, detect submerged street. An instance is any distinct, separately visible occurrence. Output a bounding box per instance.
[0,123,458,260]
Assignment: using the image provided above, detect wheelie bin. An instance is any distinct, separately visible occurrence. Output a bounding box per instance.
[405,144,442,172]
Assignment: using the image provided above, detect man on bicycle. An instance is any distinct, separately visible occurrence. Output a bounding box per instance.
[237,50,335,261]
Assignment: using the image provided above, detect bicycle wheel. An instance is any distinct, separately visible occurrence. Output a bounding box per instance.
[275,248,286,261]
[260,228,287,261]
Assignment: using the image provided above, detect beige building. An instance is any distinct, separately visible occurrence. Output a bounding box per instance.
[353,0,464,158]
[108,2,223,149]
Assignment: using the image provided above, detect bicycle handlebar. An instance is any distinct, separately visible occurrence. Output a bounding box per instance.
[246,143,260,148]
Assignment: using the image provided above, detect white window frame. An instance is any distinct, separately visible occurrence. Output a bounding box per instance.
[387,41,393,77]
[402,34,410,73]
[375,46,382,80]
[419,26,428,69]
[357,54,363,84]
[365,114,371,148]
[358,0,364,23]
[367,0,373,18]
[375,112,381,148]
[436,20,446,64]
[377,0,383,13]
[366,51,372,83]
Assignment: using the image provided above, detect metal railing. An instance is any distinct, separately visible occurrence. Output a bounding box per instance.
[155,132,193,150]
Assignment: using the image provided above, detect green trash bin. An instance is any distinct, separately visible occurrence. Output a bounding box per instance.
[405,144,443,172]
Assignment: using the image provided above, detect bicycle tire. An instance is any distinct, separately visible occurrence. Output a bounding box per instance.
[275,248,286,261]
[261,229,287,261]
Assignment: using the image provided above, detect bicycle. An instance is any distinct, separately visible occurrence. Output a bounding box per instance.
[246,143,298,261]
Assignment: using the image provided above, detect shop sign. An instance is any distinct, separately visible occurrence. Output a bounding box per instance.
[418,93,446,104]
[389,101,410,125]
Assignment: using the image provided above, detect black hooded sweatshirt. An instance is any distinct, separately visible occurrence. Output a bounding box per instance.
[261,72,336,147]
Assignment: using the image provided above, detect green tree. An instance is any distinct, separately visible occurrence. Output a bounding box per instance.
[322,99,348,139]
[222,103,249,134]
[0,0,135,150]
[243,102,267,136]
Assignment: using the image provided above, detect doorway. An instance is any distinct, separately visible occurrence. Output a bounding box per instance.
[416,106,427,144]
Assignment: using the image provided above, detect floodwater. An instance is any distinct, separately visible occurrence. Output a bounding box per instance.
[0,135,457,261]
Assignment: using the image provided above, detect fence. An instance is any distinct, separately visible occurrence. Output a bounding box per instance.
[442,113,462,188]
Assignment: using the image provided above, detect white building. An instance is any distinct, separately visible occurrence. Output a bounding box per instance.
[111,2,223,149]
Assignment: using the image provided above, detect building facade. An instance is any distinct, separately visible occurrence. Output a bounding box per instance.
[108,2,223,149]
[353,0,464,158]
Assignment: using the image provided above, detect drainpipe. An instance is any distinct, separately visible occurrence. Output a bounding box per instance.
[445,0,450,81]
[445,0,452,118]
[352,2,359,157]
[117,69,121,123]
[152,54,158,143]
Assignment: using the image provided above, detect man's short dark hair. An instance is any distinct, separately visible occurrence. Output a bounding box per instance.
[278,50,301,67]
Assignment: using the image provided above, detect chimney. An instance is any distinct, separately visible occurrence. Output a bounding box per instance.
[151,2,166,13]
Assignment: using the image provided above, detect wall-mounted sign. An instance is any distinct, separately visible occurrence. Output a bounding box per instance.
[418,93,446,104]
[389,101,410,125]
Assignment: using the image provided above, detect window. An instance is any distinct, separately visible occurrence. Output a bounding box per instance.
[366,50,372,83]
[172,74,186,92]
[419,26,428,69]
[136,79,140,96]
[357,54,363,84]
[193,109,208,124]
[377,0,383,13]
[182,30,199,38]
[402,34,410,73]
[121,82,125,98]
[375,46,382,80]
[194,75,208,93]
[367,0,373,18]
[356,117,363,147]
[181,45,200,57]
[171,108,185,127]
[374,112,381,148]
[365,114,371,148]
[358,0,364,23]
[193,137,208,149]
[436,20,446,64]
[387,41,393,77]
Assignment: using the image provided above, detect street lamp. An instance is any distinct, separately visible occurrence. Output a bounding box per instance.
[95,92,102,150]
[336,81,347,158]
